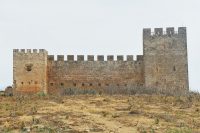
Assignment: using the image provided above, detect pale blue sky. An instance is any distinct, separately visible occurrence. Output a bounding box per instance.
[0,0,199,91]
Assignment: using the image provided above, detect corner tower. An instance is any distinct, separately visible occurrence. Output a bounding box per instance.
[13,49,48,94]
[143,27,189,94]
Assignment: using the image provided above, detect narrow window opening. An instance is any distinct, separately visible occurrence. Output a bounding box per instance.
[156,67,158,72]
[89,83,92,86]
[50,83,54,86]
[98,83,101,86]
[61,83,64,86]
[155,82,158,86]
[173,66,176,71]
[73,83,76,87]
[21,82,24,85]
[82,83,85,86]
[106,84,109,86]
[28,82,31,85]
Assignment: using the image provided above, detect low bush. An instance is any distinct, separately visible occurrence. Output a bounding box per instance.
[60,88,97,96]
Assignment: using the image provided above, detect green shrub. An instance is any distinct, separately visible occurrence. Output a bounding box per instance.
[37,92,46,97]
[60,88,97,95]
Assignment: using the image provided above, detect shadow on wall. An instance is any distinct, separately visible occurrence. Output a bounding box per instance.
[59,86,188,96]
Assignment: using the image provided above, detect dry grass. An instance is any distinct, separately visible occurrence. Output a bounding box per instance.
[0,94,200,133]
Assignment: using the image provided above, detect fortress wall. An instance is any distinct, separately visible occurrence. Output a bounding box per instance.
[47,55,144,94]
[13,49,48,94]
[12,27,189,95]
[143,27,189,93]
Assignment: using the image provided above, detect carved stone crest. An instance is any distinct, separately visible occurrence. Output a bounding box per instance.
[25,64,33,72]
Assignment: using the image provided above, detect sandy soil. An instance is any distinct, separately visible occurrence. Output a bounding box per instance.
[0,95,200,133]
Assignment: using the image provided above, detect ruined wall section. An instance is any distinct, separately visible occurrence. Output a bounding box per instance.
[143,27,189,93]
[47,55,144,94]
[13,49,48,94]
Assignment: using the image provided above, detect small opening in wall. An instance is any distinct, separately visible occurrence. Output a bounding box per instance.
[117,84,119,87]
[124,84,127,87]
[73,83,76,87]
[155,82,158,86]
[21,82,24,85]
[35,81,38,84]
[98,83,101,86]
[106,84,109,86]
[61,83,64,86]
[50,83,54,86]
[156,67,158,72]
[89,83,92,86]
[82,83,85,86]
[28,82,31,85]
[173,66,176,71]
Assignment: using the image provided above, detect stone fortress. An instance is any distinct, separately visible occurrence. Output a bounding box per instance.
[13,27,189,95]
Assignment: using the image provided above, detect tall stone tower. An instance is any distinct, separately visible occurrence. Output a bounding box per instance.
[13,49,48,94]
[143,27,189,94]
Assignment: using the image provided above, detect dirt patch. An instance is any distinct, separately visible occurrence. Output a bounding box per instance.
[0,95,200,132]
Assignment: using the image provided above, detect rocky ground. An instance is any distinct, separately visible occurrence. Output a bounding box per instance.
[0,94,200,133]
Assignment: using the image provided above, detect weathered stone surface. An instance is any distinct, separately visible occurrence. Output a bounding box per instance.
[13,27,189,95]
[47,59,144,94]
[143,27,189,94]
[13,49,48,94]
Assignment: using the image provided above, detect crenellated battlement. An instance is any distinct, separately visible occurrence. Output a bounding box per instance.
[57,55,64,61]
[12,49,144,62]
[88,55,94,61]
[13,49,48,54]
[143,27,186,37]
[47,55,143,62]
